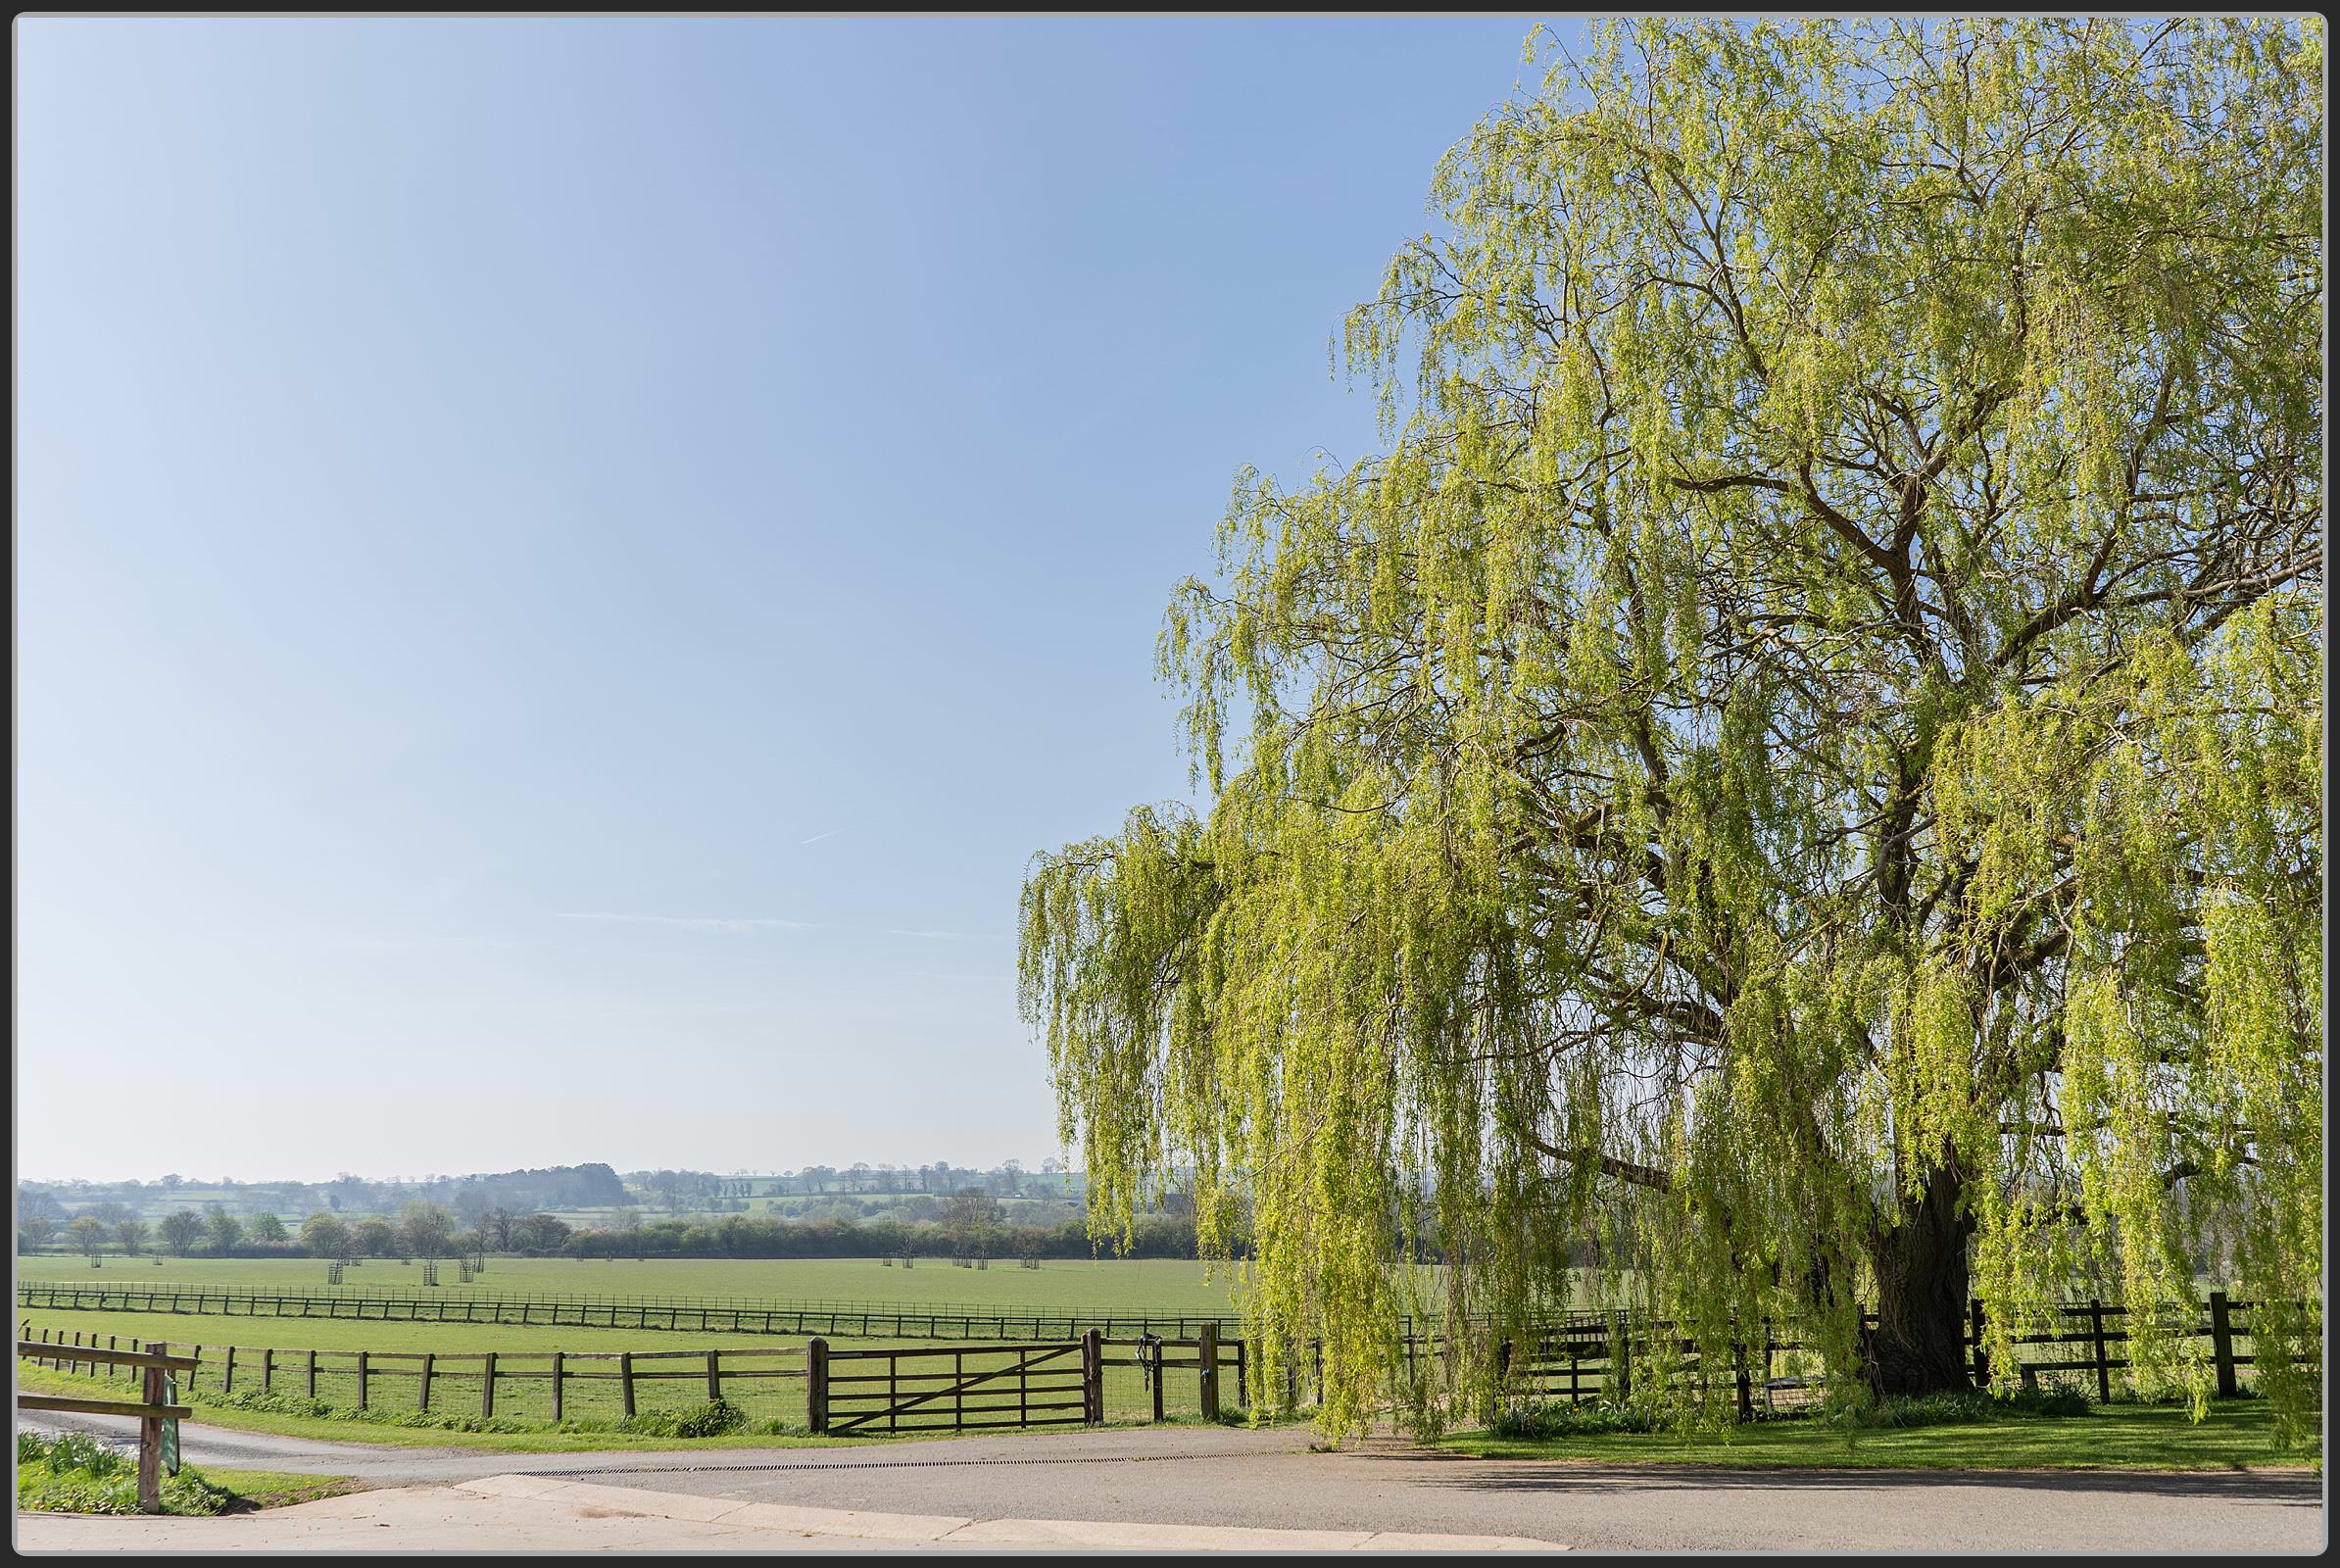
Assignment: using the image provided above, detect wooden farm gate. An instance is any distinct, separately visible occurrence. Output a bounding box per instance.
[808,1333,1099,1436]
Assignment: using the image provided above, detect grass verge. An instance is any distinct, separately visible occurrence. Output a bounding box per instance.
[16,1431,362,1515]
[17,1358,1245,1453]
[186,1468,368,1509]
[1435,1397,2319,1472]
[14,1359,867,1454]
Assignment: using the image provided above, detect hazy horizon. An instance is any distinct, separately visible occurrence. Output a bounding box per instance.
[15,16,1554,1178]
[19,1153,1080,1188]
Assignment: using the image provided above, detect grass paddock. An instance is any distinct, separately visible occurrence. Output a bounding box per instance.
[20,1304,1252,1433]
[1436,1398,2318,1471]
[17,1254,1252,1313]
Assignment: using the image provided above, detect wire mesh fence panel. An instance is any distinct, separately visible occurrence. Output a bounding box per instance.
[1101,1353,1190,1421]
[1093,1337,1247,1422]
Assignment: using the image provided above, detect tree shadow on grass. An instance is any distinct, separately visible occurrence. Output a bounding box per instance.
[1363,1452,2322,1503]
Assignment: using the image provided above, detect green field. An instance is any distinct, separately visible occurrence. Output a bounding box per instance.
[18,1254,1250,1313]
[13,1254,1325,1440]
[19,1303,1252,1435]
[12,1357,869,1453]
[22,1307,853,1356]
[1436,1400,2318,1471]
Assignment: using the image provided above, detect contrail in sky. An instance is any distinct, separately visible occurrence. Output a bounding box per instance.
[799,828,845,846]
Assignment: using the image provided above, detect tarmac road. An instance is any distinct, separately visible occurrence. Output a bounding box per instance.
[21,1410,2325,1552]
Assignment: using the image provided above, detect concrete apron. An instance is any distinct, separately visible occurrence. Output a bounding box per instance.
[15,1474,1562,1553]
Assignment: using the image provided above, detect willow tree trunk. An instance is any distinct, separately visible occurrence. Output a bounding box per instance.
[1867,1164,1975,1396]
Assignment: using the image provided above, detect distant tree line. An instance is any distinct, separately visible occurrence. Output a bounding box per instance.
[18,1189,1216,1264]
[557,1206,1212,1262]
[18,1200,579,1261]
[18,1160,1097,1228]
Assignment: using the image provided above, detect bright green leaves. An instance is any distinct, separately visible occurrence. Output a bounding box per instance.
[1022,17,2321,1441]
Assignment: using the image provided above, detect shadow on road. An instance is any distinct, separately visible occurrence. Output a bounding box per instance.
[1356,1450,2321,1504]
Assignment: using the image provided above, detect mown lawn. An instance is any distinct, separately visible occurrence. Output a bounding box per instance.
[19,1305,840,1428]
[19,1254,1254,1313]
[13,1353,1255,1454]
[13,1357,866,1453]
[1435,1399,2319,1472]
[26,1254,1635,1317]
[19,1305,1246,1441]
[21,1305,838,1356]
[19,1306,1203,1421]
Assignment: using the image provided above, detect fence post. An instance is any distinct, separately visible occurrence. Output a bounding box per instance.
[189,1346,201,1392]
[357,1350,369,1410]
[1488,1339,1514,1426]
[482,1351,497,1419]
[2088,1299,2111,1403]
[2210,1292,2237,1398]
[620,1351,636,1417]
[263,1348,274,1395]
[1149,1339,1165,1423]
[1236,1340,1247,1412]
[807,1338,829,1435]
[307,1348,318,1400]
[137,1346,165,1515]
[419,1352,434,1412]
[224,1346,235,1395]
[707,1349,721,1402]
[1197,1323,1220,1422]
[1971,1298,1989,1388]
[552,1352,564,1422]
[1082,1328,1103,1425]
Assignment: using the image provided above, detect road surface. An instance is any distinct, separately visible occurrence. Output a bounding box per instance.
[21,1410,2325,1552]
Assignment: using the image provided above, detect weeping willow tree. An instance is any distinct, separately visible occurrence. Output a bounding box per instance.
[1021,18,2323,1441]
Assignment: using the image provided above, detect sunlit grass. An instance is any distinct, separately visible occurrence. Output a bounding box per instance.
[18,1253,1252,1312]
[1436,1399,2319,1472]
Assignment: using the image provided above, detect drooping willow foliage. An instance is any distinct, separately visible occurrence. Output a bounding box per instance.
[1020,18,2323,1444]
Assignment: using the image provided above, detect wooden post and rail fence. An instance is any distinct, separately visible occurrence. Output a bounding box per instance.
[16,1339,197,1514]
[20,1322,1248,1436]
[1438,1292,2281,1416]
[21,1294,2290,1443]
[14,1280,1262,1344]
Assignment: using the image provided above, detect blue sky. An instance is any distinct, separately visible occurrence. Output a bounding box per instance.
[16,16,1555,1181]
